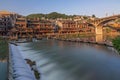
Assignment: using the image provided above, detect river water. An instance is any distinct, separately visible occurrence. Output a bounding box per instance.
[18,39,120,80]
[0,62,7,80]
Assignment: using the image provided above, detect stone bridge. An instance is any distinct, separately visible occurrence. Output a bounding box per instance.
[87,14,120,34]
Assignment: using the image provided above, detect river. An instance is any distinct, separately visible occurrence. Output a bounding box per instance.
[0,62,7,80]
[18,39,120,80]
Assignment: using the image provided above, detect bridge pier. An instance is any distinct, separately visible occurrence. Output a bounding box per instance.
[95,34,103,42]
[95,26,103,35]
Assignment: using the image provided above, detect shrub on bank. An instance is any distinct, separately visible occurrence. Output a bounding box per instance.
[112,36,120,53]
[0,37,8,60]
[25,59,40,80]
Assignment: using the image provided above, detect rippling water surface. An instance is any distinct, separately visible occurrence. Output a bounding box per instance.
[18,39,120,80]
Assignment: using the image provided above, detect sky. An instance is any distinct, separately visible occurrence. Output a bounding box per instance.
[0,0,120,17]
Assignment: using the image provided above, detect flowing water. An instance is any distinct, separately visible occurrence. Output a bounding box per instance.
[18,39,120,80]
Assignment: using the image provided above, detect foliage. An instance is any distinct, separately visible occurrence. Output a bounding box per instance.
[27,12,74,19]
[0,37,8,60]
[27,13,46,18]
[34,70,40,79]
[115,19,120,23]
[112,36,120,53]
[83,16,88,19]
[92,14,96,18]
[106,27,111,33]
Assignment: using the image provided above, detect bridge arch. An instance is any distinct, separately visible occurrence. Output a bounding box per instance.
[88,15,120,34]
[97,18,118,27]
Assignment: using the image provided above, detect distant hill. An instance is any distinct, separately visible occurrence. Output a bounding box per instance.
[27,12,75,19]
[27,12,97,20]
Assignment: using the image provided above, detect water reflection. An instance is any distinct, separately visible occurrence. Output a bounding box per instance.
[72,34,119,42]
[18,40,120,80]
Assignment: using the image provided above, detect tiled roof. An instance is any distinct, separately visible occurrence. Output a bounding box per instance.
[0,10,15,15]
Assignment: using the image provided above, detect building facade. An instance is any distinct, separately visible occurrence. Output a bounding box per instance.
[56,20,95,34]
[1,11,119,40]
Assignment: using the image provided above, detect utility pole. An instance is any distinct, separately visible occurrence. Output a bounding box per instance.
[106,13,108,17]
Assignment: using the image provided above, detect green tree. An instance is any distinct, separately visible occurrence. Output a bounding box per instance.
[27,12,73,19]
[92,14,96,18]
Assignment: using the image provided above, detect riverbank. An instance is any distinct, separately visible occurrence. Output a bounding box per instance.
[112,36,120,54]
[0,37,8,80]
[0,37,8,60]
[55,37,113,47]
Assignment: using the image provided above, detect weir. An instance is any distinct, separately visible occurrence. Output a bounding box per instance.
[8,44,36,80]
